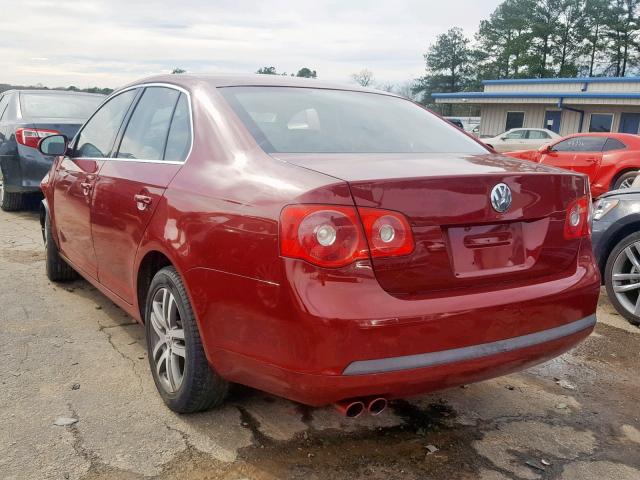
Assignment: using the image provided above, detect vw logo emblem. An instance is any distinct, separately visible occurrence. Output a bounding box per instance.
[490,183,512,213]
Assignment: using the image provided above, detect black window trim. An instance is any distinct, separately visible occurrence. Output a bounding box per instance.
[71,82,194,165]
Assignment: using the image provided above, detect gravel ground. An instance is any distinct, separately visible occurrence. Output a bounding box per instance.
[0,207,638,480]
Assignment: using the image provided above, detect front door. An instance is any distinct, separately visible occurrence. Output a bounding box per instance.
[91,87,191,304]
[544,111,562,134]
[540,136,605,181]
[619,113,640,134]
[53,89,137,277]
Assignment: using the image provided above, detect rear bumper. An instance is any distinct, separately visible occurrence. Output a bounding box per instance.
[212,321,593,406]
[343,315,595,375]
[187,240,600,406]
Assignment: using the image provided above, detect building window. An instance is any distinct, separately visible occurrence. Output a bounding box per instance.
[589,114,613,132]
[505,112,525,131]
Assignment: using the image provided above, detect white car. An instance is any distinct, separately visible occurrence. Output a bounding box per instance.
[482,128,561,153]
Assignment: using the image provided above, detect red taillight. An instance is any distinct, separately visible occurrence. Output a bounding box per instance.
[564,196,590,240]
[280,204,414,268]
[358,207,415,257]
[15,128,60,149]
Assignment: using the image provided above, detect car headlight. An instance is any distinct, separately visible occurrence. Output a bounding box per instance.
[592,198,619,221]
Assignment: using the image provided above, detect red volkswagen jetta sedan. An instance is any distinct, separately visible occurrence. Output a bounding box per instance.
[38,75,599,416]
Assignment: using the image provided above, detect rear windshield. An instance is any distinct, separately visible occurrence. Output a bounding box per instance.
[20,93,103,119]
[220,87,487,154]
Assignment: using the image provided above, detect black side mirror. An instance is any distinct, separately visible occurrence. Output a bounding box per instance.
[38,134,68,156]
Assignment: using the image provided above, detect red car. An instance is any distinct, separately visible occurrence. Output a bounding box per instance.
[505,133,640,197]
[38,75,599,417]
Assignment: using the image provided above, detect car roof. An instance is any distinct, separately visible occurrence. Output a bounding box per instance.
[116,73,399,97]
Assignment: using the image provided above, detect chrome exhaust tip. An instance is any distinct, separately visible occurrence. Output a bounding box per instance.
[334,399,365,418]
[366,397,388,416]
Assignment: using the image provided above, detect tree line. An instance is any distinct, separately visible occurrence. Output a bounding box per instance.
[414,0,640,105]
[0,83,113,95]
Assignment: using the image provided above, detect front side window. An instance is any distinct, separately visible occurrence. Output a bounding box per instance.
[75,90,137,158]
[20,93,103,119]
[527,130,550,139]
[504,130,526,139]
[552,136,606,152]
[505,112,525,131]
[589,114,613,133]
[117,87,180,161]
[220,87,486,154]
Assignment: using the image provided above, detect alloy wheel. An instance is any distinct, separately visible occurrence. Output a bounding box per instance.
[619,177,635,189]
[149,287,186,393]
[611,243,640,317]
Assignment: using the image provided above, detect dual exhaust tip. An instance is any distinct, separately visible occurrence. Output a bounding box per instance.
[334,397,388,418]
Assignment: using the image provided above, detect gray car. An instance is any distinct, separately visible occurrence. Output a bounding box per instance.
[592,181,640,325]
[0,89,104,211]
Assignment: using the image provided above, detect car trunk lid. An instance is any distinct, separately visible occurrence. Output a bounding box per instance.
[275,153,588,295]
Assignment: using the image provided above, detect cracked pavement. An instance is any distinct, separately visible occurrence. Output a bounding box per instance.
[0,208,639,480]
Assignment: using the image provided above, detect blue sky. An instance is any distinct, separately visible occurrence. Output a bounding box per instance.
[1,0,502,89]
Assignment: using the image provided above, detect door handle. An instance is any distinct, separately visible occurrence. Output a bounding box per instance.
[134,194,152,211]
[80,182,92,196]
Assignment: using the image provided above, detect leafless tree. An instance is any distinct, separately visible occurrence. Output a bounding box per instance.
[351,69,374,87]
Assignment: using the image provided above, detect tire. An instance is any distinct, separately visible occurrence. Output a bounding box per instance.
[145,266,228,413]
[604,231,640,326]
[0,177,24,211]
[612,171,638,191]
[44,212,78,282]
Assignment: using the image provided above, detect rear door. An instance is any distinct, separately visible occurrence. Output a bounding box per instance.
[52,89,137,278]
[540,136,605,179]
[91,86,191,303]
[524,129,552,149]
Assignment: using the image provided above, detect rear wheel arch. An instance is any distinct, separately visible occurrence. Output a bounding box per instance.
[136,250,174,322]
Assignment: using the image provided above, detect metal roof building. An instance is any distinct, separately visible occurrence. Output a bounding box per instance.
[432,77,640,137]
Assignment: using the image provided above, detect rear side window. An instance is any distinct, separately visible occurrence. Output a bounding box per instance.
[0,95,9,121]
[75,90,137,158]
[603,138,626,151]
[552,137,606,152]
[164,94,191,162]
[527,130,550,139]
[20,93,102,119]
[117,87,180,161]
[220,87,486,154]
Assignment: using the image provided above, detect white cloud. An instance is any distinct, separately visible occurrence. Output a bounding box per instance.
[0,0,501,88]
